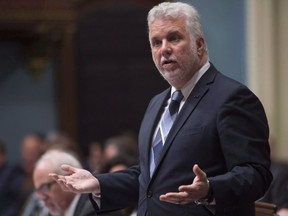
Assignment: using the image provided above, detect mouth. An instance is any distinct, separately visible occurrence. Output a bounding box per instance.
[162,59,176,65]
[45,202,55,210]
[161,59,177,70]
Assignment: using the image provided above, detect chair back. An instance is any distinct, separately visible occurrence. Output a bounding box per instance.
[255,201,278,216]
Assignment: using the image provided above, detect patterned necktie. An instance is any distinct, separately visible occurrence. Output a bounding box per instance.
[153,90,184,164]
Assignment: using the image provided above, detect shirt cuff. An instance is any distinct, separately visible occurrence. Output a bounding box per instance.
[92,192,101,208]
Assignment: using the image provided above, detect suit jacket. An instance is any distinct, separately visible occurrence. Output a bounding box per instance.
[92,64,272,216]
[74,194,96,216]
[260,161,288,210]
[22,193,95,216]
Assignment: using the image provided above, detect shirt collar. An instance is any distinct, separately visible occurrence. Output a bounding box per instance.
[171,61,210,100]
[64,194,81,216]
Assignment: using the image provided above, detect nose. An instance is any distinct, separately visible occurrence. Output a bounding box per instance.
[161,41,172,57]
[37,192,48,201]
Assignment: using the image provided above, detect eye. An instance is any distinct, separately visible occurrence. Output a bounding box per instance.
[151,39,162,48]
[168,33,182,43]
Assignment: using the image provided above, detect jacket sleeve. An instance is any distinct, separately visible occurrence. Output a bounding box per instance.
[90,165,140,213]
[209,86,272,213]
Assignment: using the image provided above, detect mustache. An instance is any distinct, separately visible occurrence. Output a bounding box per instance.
[160,56,177,66]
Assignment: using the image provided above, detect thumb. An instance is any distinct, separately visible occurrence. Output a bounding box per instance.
[193,164,207,181]
[61,164,77,174]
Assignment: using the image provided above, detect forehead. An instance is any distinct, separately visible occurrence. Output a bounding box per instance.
[149,17,188,38]
[33,161,53,188]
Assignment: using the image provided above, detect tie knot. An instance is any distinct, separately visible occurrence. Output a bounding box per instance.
[169,90,183,116]
[171,90,183,103]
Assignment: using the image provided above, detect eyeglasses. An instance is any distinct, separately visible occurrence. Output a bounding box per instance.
[36,181,57,196]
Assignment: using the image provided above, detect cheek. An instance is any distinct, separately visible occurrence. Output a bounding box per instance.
[178,47,196,63]
[49,190,62,204]
[152,51,160,64]
[49,187,68,206]
[178,45,191,56]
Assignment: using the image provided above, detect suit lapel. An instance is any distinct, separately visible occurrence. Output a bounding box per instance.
[143,89,171,179]
[150,66,217,180]
[73,194,91,216]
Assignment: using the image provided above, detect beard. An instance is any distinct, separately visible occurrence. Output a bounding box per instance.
[156,43,199,86]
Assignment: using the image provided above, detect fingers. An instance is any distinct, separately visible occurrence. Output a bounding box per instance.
[48,173,70,191]
[193,164,207,181]
[48,173,64,183]
[49,164,76,181]
[61,164,77,174]
[160,164,209,205]
[48,172,67,183]
[160,191,192,205]
[48,173,59,180]
[48,165,86,193]
[178,164,207,192]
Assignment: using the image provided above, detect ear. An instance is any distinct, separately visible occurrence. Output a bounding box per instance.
[196,38,206,56]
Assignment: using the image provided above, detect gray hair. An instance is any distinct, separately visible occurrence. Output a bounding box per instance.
[35,149,82,176]
[147,2,204,40]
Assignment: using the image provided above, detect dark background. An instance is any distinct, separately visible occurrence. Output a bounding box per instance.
[0,0,247,162]
[76,3,168,149]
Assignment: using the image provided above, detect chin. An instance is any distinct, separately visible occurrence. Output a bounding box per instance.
[46,205,60,216]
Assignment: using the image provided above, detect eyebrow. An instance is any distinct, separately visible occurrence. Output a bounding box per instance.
[151,29,183,39]
[37,181,55,190]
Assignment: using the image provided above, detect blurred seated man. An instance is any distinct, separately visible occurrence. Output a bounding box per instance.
[101,155,138,216]
[0,139,25,216]
[17,132,47,213]
[259,137,288,216]
[83,141,103,173]
[32,149,95,216]
[102,132,138,165]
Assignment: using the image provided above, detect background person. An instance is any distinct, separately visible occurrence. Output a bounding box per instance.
[17,132,47,215]
[33,149,95,216]
[83,141,103,173]
[0,139,25,216]
[100,154,138,216]
[260,137,288,216]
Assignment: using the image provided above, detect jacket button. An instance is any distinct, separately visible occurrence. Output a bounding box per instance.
[147,190,153,198]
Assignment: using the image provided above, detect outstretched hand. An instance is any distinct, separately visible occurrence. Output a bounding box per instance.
[49,164,100,194]
[160,164,209,205]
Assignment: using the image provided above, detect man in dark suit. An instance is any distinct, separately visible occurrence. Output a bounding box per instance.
[50,2,272,216]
